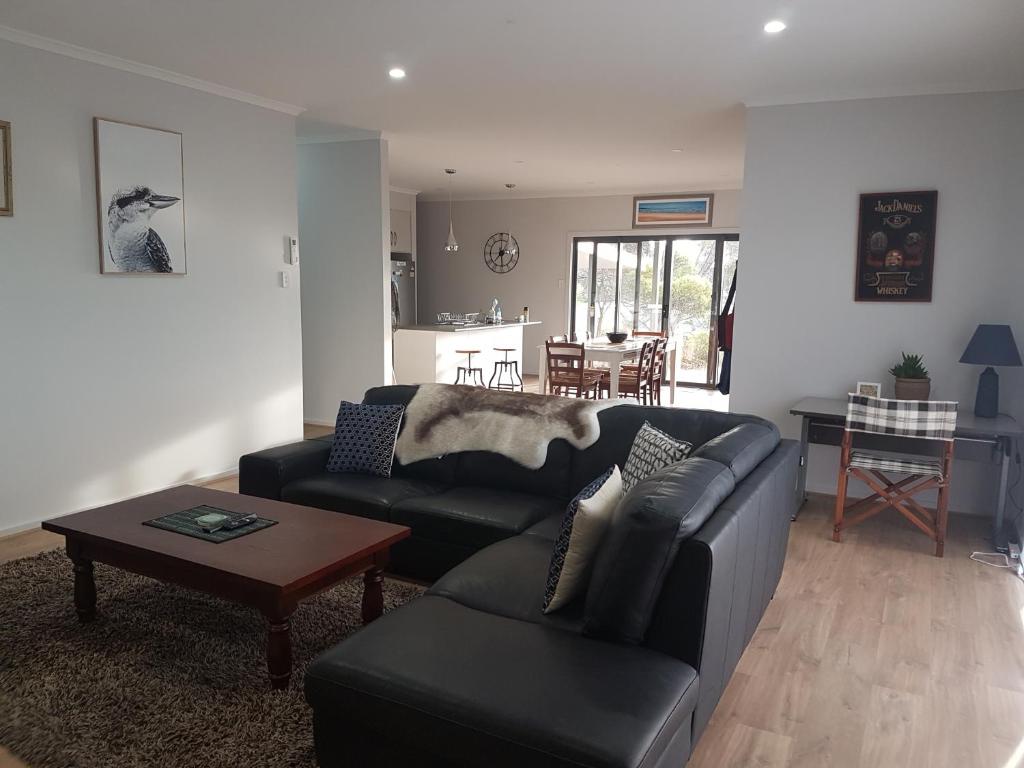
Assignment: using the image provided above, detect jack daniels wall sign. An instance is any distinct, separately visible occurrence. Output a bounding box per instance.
[855,190,937,302]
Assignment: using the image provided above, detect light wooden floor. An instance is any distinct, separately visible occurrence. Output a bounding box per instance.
[3,471,1022,766]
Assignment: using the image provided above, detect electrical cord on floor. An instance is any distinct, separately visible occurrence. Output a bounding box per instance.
[970,551,1024,584]
[970,552,1014,568]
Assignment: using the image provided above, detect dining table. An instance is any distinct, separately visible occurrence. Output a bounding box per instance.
[536,337,679,403]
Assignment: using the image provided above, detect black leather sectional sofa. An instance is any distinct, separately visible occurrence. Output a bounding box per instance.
[239,385,799,768]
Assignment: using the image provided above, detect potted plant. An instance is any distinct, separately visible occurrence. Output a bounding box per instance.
[889,352,931,400]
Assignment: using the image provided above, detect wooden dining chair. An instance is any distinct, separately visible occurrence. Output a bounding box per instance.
[545,341,604,399]
[649,337,668,405]
[633,330,667,338]
[833,393,958,557]
[600,341,655,404]
[618,337,667,405]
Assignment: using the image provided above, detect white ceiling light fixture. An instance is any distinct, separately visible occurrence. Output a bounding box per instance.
[671,148,683,153]
[388,67,406,79]
[443,169,459,253]
[763,20,787,34]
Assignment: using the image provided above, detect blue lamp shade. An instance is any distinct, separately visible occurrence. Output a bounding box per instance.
[959,324,1022,367]
[960,324,1021,417]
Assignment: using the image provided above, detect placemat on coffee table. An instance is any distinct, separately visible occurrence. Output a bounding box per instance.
[143,505,277,543]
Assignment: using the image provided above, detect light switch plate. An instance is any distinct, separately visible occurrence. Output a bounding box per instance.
[280,270,289,288]
[288,236,299,265]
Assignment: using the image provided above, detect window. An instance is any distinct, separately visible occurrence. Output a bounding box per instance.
[570,234,739,389]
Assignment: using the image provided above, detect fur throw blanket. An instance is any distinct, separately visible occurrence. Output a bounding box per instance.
[395,384,614,469]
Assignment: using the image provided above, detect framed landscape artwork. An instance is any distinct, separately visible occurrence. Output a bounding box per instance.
[855,190,937,302]
[94,117,186,274]
[0,120,11,217]
[632,194,714,228]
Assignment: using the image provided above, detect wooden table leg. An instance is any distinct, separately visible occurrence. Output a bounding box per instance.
[69,547,96,623]
[362,567,384,624]
[609,362,620,399]
[537,346,547,393]
[669,346,677,405]
[266,615,292,691]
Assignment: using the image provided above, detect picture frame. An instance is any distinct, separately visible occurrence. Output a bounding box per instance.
[0,120,12,217]
[94,117,186,275]
[855,381,882,398]
[632,193,714,228]
[855,190,937,302]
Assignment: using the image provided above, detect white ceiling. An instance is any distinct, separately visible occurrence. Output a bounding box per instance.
[2,0,1022,199]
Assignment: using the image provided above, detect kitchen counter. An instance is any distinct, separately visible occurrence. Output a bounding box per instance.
[393,322,541,385]
[397,321,543,333]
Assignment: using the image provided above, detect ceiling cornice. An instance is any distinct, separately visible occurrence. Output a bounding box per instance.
[417,182,743,203]
[743,83,1024,109]
[0,24,306,116]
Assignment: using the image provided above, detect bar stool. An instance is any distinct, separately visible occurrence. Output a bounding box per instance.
[454,349,485,386]
[488,347,524,391]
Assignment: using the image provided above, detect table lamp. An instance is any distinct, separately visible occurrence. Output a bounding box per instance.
[959,324,1022,417]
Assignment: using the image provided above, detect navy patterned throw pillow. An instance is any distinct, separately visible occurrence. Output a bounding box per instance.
[543,466,622,614]
[620,422,693,492]
[327,401,405,478]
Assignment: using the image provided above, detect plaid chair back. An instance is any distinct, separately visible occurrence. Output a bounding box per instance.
[846,394,958,441]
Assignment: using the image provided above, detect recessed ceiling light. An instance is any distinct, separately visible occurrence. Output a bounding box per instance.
[763,20,786,34]
[388,67,406,80]
[670,148,683,153]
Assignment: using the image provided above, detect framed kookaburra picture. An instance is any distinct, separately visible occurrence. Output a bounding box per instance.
[94,117,186,274]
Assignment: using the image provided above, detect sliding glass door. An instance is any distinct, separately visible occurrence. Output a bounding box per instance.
[570,234,739,389]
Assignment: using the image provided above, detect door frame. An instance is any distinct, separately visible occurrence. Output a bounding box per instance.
[570,233,739,389]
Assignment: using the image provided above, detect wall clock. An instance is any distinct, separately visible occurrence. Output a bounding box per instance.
[484,232,519,274]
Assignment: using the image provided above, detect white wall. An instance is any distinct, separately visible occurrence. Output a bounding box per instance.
[733,90,1024,514]
[298,140,392,423]
[416,191,741,374]
[0,40,303,533]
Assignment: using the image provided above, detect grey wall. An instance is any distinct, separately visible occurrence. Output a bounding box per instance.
[0,39,303,533]
[417,191,741,374]
[733,90,1024,514]
[298,139,392,423]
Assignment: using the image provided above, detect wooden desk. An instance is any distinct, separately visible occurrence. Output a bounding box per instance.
[790,397,1021,550]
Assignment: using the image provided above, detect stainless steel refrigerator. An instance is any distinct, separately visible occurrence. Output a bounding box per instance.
[391,257,416,328]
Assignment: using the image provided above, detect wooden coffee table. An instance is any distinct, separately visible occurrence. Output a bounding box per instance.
[41,485,410,690]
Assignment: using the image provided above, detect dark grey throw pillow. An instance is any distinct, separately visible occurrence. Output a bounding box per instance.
[620,422,693,492]
[691,423,780,483]
[327,401,405,477]
[583,457,736,645]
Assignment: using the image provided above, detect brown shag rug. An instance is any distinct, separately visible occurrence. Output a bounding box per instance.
[0,549,423,768]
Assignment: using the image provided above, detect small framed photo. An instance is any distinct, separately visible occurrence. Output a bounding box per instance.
[856,381,882,398]
[632,193,714,228]
[0,120,11,217]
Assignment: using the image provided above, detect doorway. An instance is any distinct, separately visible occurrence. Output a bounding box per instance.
[570,234,738,389]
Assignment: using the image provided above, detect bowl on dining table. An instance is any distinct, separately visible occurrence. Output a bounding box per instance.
[606,331,628,344]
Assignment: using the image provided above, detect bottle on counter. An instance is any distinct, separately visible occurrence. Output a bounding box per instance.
[523,306,529,322]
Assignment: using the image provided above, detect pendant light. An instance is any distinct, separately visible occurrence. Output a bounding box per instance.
[443,169,459,253]
[504,184,518,257]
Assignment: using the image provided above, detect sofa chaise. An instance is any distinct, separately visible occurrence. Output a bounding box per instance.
[239,385,799,767]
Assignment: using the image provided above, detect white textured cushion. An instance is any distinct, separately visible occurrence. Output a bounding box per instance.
[543,466,623,614]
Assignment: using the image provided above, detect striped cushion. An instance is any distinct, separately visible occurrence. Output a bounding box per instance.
[848,451,944,478]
